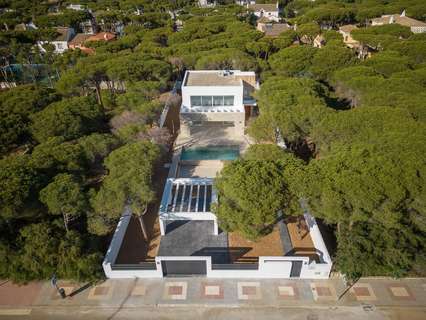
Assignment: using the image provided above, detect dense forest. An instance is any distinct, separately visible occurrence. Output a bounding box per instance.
[0,0,425,282]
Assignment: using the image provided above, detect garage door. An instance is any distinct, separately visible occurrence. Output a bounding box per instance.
[161,260,207,276]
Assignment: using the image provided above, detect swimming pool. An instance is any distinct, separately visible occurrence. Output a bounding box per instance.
[181,146,240,161]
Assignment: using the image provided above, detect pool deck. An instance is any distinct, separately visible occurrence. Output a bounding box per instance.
[177,160,224,178]
[175,126,251,153]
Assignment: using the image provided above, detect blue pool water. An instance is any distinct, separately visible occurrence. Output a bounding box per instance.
[181,146,240,161]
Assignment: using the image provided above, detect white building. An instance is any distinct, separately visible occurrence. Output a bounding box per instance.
[248,2,280,22]
[179,70,258,139]
[67,4,86,11]
[198,0,217,8]
[371,11,426,33]
[236,0,255,5]
[37,27,75,54]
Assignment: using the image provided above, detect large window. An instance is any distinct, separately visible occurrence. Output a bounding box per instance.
[201,96,212,107]
[190,95,234,107]
[213,96,223,106]
[190,96,202,106]
[224,96,234,106]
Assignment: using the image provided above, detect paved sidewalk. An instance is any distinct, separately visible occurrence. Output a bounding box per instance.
[0,277,425,317]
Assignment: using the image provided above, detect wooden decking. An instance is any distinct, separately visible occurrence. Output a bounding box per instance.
[228,226,284,263]
[114,160,169,264]
[114,212,161,264]
[227,217,319,263]
[286,216,319,261]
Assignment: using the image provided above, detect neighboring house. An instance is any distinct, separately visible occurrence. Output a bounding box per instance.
[198,0,217,8]
[256,17,292,37]
[69,32,116,54]
[338,24,359,48]
[248,2,280,22]
[339,25,374,59]
[93,12,125,35]
[38,27,75,54]
[179,70,258,138]
[67,4,86,11]
[174,19,184,32]
[371,11,426,33]
[79,18,98,34]
[236,0,255,5]
[313,34,326,48]
[47,0,60,13]
[14,22,37,31]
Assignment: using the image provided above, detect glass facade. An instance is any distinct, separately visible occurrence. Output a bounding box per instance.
[190,95,234,107]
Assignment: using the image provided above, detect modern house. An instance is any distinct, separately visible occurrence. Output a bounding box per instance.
[248,2,280,22]
[179,70,258,141]
[102,69,333,280]
[371,11,426,33]
[37,27,75,54]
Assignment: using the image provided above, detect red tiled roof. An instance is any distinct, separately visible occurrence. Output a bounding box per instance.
[86,32,116,42]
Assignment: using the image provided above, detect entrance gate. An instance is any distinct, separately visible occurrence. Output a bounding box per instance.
[161,260,207,276]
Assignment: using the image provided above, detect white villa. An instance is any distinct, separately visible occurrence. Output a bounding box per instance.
[102,69,332,280]
[179,70,258,142]
[248,2,280,22]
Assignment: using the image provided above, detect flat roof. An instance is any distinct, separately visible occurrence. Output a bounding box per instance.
[185,71,242,87]
[184,70,256,87]
[158,221,230,264]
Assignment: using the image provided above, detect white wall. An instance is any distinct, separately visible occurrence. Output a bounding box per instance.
[102,208,164,278]
[103,263,163,278]
[182,85,244,109]
[103,208,132,266]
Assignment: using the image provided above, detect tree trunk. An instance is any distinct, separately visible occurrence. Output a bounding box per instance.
[94,81,104,107]
[137,206,149,242]
[63,211,69,233]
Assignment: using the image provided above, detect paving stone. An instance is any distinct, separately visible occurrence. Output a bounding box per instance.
[310,282,337,302]
[131,285,146,296]
[278,285,296,298]
[87,283,114,301]
[201,283,224,299]
[350,283,377,301]
[163,282,187,300]
[237,282,261,300]
[388,285,415,301]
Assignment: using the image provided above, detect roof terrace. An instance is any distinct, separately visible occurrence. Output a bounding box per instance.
[183,70,256,87]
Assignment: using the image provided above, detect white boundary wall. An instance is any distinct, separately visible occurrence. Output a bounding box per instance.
[103,201,332,279]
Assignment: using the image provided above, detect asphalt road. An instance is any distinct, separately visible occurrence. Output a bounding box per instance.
[0,305,425,320]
